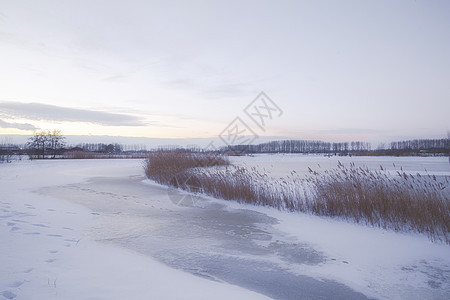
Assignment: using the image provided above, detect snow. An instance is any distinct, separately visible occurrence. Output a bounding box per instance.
[227,154,450,299]
[226,204,450,300]
[0,159,269,300]
[1,156,449,300]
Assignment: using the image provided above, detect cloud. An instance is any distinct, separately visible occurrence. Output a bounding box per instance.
[0,119,37,131]
[0,102,147,126]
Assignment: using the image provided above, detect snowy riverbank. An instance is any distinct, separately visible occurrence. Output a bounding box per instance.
[0,160,269,300]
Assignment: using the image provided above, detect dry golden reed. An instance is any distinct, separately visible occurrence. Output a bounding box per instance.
[144,152,449,244]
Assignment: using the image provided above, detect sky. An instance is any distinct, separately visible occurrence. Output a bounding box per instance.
[0,0,449,147]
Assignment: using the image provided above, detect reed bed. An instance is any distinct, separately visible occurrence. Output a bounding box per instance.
[144,152,450,244]
[304,162,449,243]
[144,151,230,185]
[62,151,149,159]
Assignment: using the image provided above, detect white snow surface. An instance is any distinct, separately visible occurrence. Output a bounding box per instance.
[229,154,450,179]
[0,159,269,300]
[1,156,449,300]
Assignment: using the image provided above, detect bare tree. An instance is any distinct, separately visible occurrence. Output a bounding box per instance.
[27,131,47,159]
[48,129,66,158]
[0,138,11,163]
[27,130,66,159]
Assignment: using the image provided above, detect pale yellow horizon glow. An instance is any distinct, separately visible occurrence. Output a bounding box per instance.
[0,117,229,139]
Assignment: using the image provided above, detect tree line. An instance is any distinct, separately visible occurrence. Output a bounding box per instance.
[222,138,449,155]
[75,143,123,153]
[223,139,372,154]
[389,139,449,152]
[2,130,449,162]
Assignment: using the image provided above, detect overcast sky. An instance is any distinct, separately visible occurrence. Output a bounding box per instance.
[0,0,449,145]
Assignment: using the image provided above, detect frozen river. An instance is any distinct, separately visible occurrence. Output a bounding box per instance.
[2,157,449,299]
[40,175,371,299]
[230,154,450,179]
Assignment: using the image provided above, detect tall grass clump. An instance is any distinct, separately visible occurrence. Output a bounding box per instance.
[144,153,449,244]
[144,151,229,186]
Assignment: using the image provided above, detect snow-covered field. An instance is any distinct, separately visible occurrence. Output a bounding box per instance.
[0,160,268,300]
[1,156,449,299]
